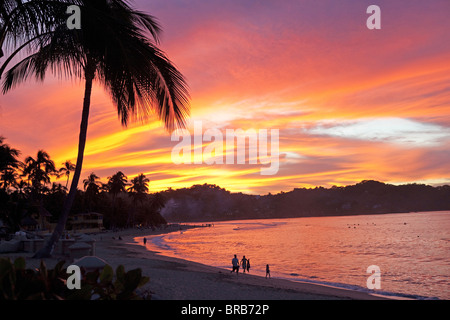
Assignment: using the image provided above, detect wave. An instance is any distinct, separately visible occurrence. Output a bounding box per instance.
[278,275,439,300]
[228,221,286,231]
[151,235,174,251]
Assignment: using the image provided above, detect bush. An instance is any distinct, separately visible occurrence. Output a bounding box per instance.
[0,257,149,300]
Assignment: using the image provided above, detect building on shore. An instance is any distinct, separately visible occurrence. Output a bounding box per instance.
[69,212,105,234]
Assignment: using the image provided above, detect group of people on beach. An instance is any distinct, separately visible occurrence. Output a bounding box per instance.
[231,255,250,274]
[231,255,271,278]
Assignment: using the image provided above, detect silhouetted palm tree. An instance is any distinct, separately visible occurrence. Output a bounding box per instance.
[0,170,17,192]
[83,172,101,212]
[50,182,67,195]
[127,173,149,202]
[1,1,189,257]
[127,173,149,226]
[15,179,29,198]
[0,136,21,192]
[22,150,57,196]
[59,160,75,188]
[106,171,128,201]
[83,172,101,191]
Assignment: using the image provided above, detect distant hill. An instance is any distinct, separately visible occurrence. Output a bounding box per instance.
[159,180,450,222]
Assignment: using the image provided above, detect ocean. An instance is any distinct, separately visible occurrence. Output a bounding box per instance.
[138,211,450,299]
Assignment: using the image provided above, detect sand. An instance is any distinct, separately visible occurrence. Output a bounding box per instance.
[1,225,391,300]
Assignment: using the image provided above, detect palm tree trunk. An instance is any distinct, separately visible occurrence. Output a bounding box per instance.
[34,60,96,258]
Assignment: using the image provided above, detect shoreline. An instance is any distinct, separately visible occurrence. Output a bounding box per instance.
[1,225,394,300]
[92,227,393,300]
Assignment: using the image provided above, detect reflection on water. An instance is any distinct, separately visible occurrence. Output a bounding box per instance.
[139,211,450,299]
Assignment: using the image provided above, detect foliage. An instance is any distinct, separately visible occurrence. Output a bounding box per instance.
[0,257,149,300]
[0,257,70,299]
[72,264,150,300]
[0,137,167,231]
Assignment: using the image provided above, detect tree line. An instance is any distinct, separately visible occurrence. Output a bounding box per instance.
[0,136,166,234]
[160,181,450,222]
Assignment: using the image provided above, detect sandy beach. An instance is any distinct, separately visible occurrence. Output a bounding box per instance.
[1,225,391,300]
[101,228,393,300]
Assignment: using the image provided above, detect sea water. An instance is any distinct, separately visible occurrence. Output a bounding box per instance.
[138,211,450,299]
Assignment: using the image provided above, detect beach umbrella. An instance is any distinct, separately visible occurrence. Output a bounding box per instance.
[72,256,108,272]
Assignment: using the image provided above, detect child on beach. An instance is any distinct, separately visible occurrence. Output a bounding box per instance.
[266,264,271,278]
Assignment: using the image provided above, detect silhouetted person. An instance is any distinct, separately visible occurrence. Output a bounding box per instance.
[266,264,271,279]
[231,255,239,274]
[241,256,248,273]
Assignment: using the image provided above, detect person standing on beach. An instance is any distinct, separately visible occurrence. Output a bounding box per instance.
[231,255,239,274]
[266,264,271,278]
[241,256,248,273]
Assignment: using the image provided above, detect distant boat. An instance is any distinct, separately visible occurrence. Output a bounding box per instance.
[233,227,241,231]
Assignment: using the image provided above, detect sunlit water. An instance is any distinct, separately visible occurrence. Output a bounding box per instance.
[136,211,450,299]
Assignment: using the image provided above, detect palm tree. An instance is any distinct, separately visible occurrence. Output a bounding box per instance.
[15,179,29,198]
[59,160,75,189]
[22,150,57,196]
[127,173,150,202]
[105,171,129,225]
[83,172,101,192]
[50,182,67,195]
[1,1,189,257]
[83,172,101,212]
[0,169,17,192]
[127,173,149,226]
[0,0,77,59]
[0,136,21,192]
[106,171,128,201]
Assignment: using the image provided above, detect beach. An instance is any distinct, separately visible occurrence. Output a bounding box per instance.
[1,225,391,300]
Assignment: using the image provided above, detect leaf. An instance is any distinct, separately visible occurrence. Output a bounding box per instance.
[13,257,26,270]
[39,260,47,279]
[99,265,113,284]
[0,258,13,280]
[124,269,142,291]
[67,284,94,300]
[114,265,125,292]
[54,260,66,275]
[139,275,149,287]
[116,265,125,282]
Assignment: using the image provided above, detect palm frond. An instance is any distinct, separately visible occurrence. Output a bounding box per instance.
[2,0,190,131]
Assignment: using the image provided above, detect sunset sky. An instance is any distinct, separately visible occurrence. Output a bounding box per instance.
[1,0,450,195]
